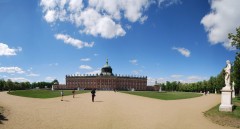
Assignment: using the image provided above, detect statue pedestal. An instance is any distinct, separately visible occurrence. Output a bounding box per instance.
[219,87,233,112]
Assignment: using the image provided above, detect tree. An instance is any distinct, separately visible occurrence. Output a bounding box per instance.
[52,79,59,85]
[232,55,240,95]
[229,27,240,50]
[0,79,5,91]
[229,26,240,95]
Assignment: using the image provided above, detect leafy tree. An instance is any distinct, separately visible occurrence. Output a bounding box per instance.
[232,55,240,95]
[229,26,240,95]
[229,27,240,50]
[0,79,5,90]
[52,79,59,85]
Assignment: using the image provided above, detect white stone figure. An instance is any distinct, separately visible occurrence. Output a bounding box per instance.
[219,60,233,112]
[215,89,217,94]
[223,60,231,89]
[159,85,162,92]
[51,85,54,91]
[232,82,236,98]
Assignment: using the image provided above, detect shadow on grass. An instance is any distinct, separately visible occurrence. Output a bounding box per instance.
[0,113,8,124]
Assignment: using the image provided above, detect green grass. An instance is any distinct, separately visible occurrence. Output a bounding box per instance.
[204,97,240,128]
[8,90,89,99]
[120,91,202,100]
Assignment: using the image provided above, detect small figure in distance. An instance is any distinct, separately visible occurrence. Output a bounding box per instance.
[72,89,75,98]
[61,90,64,101]
[91,88,96,102]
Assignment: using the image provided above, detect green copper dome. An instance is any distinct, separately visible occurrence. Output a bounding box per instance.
[100,59,113,76]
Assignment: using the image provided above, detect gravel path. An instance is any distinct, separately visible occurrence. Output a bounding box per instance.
[0,91,237,129]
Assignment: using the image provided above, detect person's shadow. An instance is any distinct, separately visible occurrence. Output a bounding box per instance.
[0,113,8,124]
[94,101,104,102]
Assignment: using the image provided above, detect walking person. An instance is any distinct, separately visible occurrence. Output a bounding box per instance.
[60,90,64,101]
[91,88,96,102]
[72,89,75,98]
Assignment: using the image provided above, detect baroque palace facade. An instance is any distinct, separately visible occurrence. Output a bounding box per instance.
[53,60,147,91]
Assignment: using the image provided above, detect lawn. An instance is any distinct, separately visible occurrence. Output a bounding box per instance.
[120,91,202,100]
[8,90,89,99]
[204,97,240,128]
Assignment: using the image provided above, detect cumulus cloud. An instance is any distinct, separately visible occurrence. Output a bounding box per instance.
[129,59,138,65]
[55,34,94,49]
[0,67,25,74]
[86,69,101,74]
[79,65,92,70]
[9,77,29,82]
[172,47,190,57]
[132,70,142,75]
[147,77,165,85]
[40,0,180,39]
[171,74,183,78]
[49,63,59,66]
[80,58,91,61]
[0,43,22,56]
[45,76,56,82]
[27,73,40,77]
[157,0,182,7]
[201,0,240,50]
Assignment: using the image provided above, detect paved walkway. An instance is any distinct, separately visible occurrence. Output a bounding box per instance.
[0,91,236,129]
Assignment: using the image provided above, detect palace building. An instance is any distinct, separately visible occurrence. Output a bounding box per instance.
[53,59,147,91]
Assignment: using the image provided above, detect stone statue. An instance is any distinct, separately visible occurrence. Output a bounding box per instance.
[224,60,231,87]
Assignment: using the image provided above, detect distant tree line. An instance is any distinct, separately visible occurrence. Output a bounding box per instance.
[156,69,226,93]
[0,79,59,91]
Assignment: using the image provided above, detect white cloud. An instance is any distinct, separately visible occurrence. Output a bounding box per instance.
[172,47,190,57]
[132,70,142,75]
[45,76,56,82]
[139,15,148,24]
[157,0,182,7]
[9,77,29,82]
[147,77,165,85]
[40,0,181,39]
[0,43,22,56]
[68,0,84,12]
[55,34,94,48]
[79,65,92,70]
[94,53,99,56]
[171,74,183,78]
[0,67,25,74]
[49,63,59,66]
[27,73,40,77]
[201,0,240,50]
[79,8,126,38]
[85,69,101,74]
[125,24,132,30]
[129,59,138,65]
[80,58,91,61]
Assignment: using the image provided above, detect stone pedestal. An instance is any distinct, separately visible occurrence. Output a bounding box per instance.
[219,87,233,112]
[215,89,217,94]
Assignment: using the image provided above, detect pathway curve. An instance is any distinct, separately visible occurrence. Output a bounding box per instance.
[0,91,236,129]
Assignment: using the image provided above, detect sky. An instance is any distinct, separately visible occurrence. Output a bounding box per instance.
[0,0,239,85]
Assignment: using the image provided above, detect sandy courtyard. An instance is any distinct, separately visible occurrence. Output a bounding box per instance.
[0,91,237,129]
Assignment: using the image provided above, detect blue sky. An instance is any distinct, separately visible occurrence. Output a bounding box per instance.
[0,0,239,85]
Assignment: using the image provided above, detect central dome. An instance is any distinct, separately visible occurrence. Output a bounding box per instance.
[100,59,113,76]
